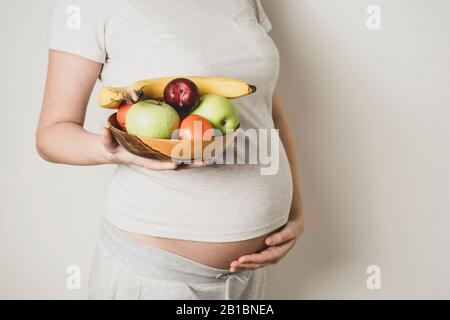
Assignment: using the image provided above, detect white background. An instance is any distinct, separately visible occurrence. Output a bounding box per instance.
[1,0,449,299]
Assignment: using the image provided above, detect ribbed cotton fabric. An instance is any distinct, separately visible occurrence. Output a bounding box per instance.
[88,218,266,300]
[49,0,293,242]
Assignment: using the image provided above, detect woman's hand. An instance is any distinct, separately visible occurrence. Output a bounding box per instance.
[100,127,207,170]
[229,213,304,272]
[229,94,306,273]
[36,51,208,169]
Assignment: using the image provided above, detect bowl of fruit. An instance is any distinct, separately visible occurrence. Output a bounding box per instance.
[99,76,256,161]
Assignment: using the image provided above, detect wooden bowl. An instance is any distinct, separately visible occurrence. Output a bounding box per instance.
[107,113,238,161]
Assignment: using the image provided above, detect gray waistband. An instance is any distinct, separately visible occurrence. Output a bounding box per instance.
[96,218,253,284]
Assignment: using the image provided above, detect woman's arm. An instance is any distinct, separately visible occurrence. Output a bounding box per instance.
[271,94,304,226]
[36,50,177,170]
[37,50,107,165]
[230,93,305,272]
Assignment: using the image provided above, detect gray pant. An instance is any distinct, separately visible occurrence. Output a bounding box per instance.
[88,218,266,300]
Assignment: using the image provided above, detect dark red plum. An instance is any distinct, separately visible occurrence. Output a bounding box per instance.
[163,78,200,114]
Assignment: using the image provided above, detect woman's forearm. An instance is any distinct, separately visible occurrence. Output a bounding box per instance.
[36,51,111,166]
[272,94,304,222]
[36,122,111,166]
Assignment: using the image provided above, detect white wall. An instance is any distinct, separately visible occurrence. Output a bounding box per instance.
[263,0,450,299]
[0,0,111,299]
[0,0,449,299]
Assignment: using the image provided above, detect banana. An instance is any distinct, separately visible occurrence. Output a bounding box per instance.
[98,76,257,109]
[97,86,127,109]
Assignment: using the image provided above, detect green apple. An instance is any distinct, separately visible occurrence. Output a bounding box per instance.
[190,95,239,134]
[126,100,180,139]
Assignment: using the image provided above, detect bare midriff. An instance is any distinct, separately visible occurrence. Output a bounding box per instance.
[121,228,282,270]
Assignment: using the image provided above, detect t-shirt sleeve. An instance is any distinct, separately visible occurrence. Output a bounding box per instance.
[254,0,273,33]
[49,0,109,63]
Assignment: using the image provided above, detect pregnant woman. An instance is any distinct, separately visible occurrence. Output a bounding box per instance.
[36,0,304,300]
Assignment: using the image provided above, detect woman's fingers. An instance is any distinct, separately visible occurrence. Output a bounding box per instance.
[100,127,119,152]
[101,127,206,171]
[132,156,178,170]
[238,239,296,265]
[178,161,209,170]
[230,259,263,271]
[238,250,277,265]
[265,221,298,246]
[133,158,210,171]
[231,221,303,271]
[230,263,263,272]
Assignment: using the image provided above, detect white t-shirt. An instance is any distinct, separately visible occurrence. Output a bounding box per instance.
[49,0,293,242]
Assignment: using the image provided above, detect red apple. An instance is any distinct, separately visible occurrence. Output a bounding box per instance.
[179,115,214,141]
[116,103,133,128]
[164,78,200,114]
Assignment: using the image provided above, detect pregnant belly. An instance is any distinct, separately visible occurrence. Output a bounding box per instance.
[121,227,282,269]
